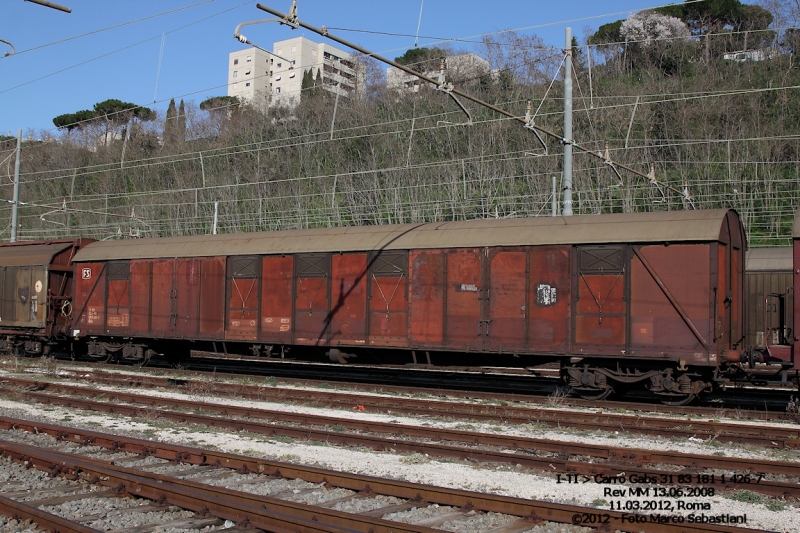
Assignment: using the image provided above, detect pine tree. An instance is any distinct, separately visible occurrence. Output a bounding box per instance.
[177,99,186,142]
[164,98,177,143]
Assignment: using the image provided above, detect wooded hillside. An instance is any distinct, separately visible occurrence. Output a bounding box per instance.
[1,0,798,246]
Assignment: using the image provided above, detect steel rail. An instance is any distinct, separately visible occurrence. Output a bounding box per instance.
[3,383,799,499]
[81,361,797,420]
[0,492,102,533]
[0,440,430,533]
[5,375,797,447]
[0,420,770,533]
[255,4,691,201]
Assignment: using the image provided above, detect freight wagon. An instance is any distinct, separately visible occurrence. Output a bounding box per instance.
[67,209,747,405]
[2,209,794,405]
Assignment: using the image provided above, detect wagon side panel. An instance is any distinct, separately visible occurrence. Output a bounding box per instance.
[409,250,444,347]
[150,260,175,337]
[260,255,293,343]
[226,256,260,341]
[104,262,131,335]
[369,251,408,347]
[199,257,226,338]
[293,253,331,346]
[175,258,201,338]
[330,253,367,346]
[129,260,152,336]
[629,244,711,360]
[528,246,570,353]
[486,249,527,352]
[74,262,106,335]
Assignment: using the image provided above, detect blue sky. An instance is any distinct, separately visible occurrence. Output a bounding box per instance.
[0,0,726,134]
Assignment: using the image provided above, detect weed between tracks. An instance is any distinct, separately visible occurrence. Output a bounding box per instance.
[788,396,800,424]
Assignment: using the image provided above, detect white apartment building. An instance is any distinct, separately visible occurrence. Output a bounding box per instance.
[228,37,363,110]
[387,53,491,93]
[269,36,362,108]
[227,48,272,109]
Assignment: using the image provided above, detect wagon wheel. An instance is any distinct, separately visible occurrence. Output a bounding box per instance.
[574,386,615,401]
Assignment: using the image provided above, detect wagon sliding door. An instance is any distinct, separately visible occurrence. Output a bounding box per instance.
[293,254,330,346]
[573,246,626,353]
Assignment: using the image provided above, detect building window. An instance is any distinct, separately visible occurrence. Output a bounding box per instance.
[289,73,295,78]
[277,62,281,68]
[292,60,296,65]
[275,75,281,81]
[246,82,251,86]
[234,58,238,65]
[291,46,296,52]
[277,49,282,54]
[233,71,238,77]
[233,82,238,89]
[275,87,281,93]
[245,69,251,75]
[246,55,251,62]
[312,49,316,55]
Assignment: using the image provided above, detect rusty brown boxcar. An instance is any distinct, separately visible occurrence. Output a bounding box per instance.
[70,209,745,404]
[0,239,91,356]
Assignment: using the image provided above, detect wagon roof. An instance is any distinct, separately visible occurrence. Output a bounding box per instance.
[73,209,738,262]
[0,242,73,267]
[745,247,792,272]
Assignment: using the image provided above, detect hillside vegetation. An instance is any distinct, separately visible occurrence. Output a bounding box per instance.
[1,0,798,245]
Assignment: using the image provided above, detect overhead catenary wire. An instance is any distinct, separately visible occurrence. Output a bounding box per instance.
[262,3,753,203]
[0,0,215,59]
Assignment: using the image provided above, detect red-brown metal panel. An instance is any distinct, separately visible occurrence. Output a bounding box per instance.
[73,263,106,335]
[226,258,259,341]
[175,259,201,338]
[731,239,744,348]
[199,257,225,338]
[716,244,729,353]
[105,279,130,333]
[129,261,152,336]
[150,260,174,337]
[528,246,570,352]
[794,239,800,367]
[574,275,626,348]
[369,270,408,348]
[486,250,526,352]
[445,249,483,350]
[330,253,367,346]
[260,255,293,343]
[630,244,711,354]
[409,250,444,346]
[293,254,331,346]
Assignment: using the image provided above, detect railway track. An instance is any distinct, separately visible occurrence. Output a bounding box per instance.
[27,357,800,422]
[0,418,773,533]
[1,377,798,500]
[5,371,798,449]
[179,352,800,408]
